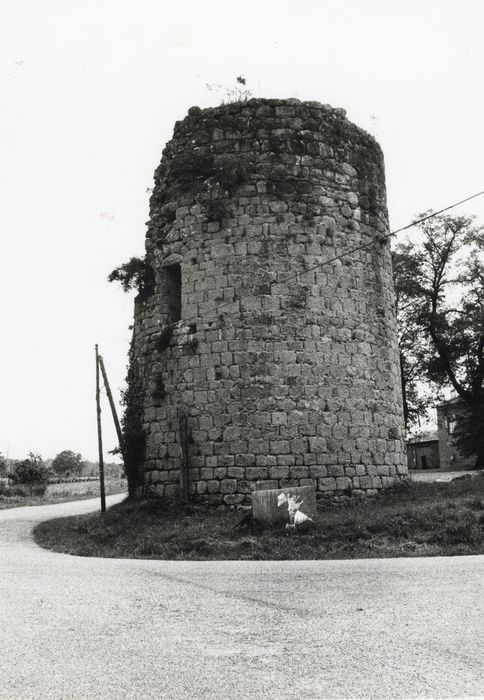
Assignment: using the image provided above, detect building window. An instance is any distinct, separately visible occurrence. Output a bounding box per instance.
[166,264,181,322]
[447,416,456,434]
[421,455,427,469]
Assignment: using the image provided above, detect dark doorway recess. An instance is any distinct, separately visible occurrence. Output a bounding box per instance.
[166,264,182,322]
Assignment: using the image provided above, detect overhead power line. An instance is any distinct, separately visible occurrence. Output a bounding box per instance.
[103,188,484,348]
[391,189,484,236]
[272,189,484,290]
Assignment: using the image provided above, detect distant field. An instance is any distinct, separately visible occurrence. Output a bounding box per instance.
[0,478,127,509]
[46,480,123,497]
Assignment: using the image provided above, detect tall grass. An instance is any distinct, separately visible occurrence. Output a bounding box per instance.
[34,475,484,560]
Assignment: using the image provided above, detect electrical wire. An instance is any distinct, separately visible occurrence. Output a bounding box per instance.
[101,188,484,349]
[272,189,484,290]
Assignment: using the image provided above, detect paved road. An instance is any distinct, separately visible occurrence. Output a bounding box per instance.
[1,497,484,700]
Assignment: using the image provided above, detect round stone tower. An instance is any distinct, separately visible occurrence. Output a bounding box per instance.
[129,98,407,505]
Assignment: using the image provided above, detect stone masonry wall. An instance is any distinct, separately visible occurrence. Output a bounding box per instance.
[130,98,408,505]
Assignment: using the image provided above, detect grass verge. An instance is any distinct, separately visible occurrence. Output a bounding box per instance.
[33,474,484,560]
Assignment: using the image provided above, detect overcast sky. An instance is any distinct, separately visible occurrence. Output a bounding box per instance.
[1,0,483,461]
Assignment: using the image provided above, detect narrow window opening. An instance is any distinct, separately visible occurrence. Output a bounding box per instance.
[166,264,181,323]
[421,455,427,469]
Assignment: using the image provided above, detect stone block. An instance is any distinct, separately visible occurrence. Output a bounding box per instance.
[269,440,290,454]
[275,106,295,117]
[255,455,277,467]
[206,480,220,494]
[327,464,345,477]
[336,476,352,490]
[309,465,327,478]
[268,466,290,480]
[196,481,207,494]
[289,466,309,479]
[212,443,230,457]
[255,480,279,491]
[199,415,213,430]
[235,453,256,467]
[248,439,269,455]
[317,477,337,492]
[271,412,287,426]
[245,466,268,480]
[359,475,373,489]
[309,437,327,452]
[230,440,249,454]
[220,479,237,494]
[277,455,295,466]
[227,467,245,479]
[238,480,254,494]
[290,438,308,453]
[279,479,299,489]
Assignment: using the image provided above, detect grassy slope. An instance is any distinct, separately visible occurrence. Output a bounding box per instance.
[33,475,484,560]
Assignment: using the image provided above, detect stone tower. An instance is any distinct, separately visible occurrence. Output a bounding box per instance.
[129,98,407,505]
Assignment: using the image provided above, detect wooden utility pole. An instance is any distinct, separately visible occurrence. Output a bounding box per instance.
[97,353,125,460]
[95,344,106,513]
[178,409,190,504]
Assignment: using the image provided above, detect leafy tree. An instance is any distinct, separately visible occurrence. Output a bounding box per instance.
[51,450,84,477]
[0,453,7,478]
[11,452,50,485]
[108,257,155,298]
[393,243,431,429]
[119,341,145,497]
[393,212,484,466]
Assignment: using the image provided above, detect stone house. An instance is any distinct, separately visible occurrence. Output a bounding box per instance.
[436,399,476,470]
[407,433,439,470]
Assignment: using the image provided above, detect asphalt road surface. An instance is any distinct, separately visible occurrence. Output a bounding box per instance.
[1,496,483,700]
